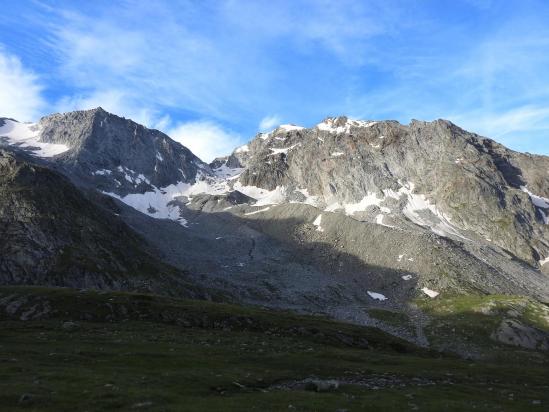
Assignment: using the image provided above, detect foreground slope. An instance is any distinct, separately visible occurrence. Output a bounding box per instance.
[1,286,548,411]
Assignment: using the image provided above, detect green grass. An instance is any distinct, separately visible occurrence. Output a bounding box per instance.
[1,287,549,411]
[367,308,416,336]
[416,294,549,359]
[368,309,410,326]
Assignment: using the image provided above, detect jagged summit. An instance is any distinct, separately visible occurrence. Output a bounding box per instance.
[213,115,549,267]
[5,108,209,196]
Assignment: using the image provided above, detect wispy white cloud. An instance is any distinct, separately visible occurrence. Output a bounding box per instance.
[3,1,549,155]
[220,0,406,65]
[448,105,549,155]
[258,115,281,132]
[167,120,241,162]
[44,4,275,123]
[0,47,45,121]
[347,11,549,154]
[39,0,406,127]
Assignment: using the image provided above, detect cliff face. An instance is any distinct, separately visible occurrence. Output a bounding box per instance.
[2,108,209,196]
[218,117,549,266]
[0,150,205,298]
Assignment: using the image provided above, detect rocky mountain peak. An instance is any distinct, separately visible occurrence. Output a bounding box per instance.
[211,116,549,266]
[34,108,209,196]
[3,109,549,268]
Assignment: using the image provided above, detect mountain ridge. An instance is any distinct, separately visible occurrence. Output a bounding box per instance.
[1,107,549,347]
[0,148,221,300]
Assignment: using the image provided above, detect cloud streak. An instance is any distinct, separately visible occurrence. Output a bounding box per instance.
[258,115,281,132]
[168,120,241,162]
[1,0,549,156]
[0,47,45,121]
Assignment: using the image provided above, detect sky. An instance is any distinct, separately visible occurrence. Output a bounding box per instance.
[1,0,549,161]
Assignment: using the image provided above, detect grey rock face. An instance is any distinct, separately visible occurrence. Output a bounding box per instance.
[491,319,549,350]
[0,149,209,298]
[223,117,549,266]
[39,108,209,195]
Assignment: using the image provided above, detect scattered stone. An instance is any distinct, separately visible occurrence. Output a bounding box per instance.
[62,321,80,331]
[18,393,33,404]
[132,401,153,409]
[303,379,339,392]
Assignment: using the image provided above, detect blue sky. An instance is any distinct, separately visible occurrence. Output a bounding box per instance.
[1,0,549,161]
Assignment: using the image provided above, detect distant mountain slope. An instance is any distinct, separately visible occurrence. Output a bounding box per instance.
[218,117,549,267]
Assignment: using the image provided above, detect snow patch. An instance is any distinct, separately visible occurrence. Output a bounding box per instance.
[103,170,238,227]
[521,186,549,224]
[313,214,324,232]
[279,124,304,132]
[316,118,377,134]
[235,144,249,153]
[385,182,468,240]
[294,188,320,206]
[325,202,343,212]
[367,291,388,301]
[269,143,300,156]
[93,169,112,176]
[104,182,191,227]
[213,164,243,179]
[421,287,439,298]
[245,207,271,216]
[135,174,150,185]
[402,275,413,281]
[343,192,384,215]
[331,152,345,157]
[375,214,395,228]
[539,256,549,266]
[0,119,69,157]
[233,182,287,206]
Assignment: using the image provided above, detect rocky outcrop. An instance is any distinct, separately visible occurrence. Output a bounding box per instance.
[491,319,549,350]
[0,149,206,298]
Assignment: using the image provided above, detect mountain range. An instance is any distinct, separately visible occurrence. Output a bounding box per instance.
[1,107,549,353]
